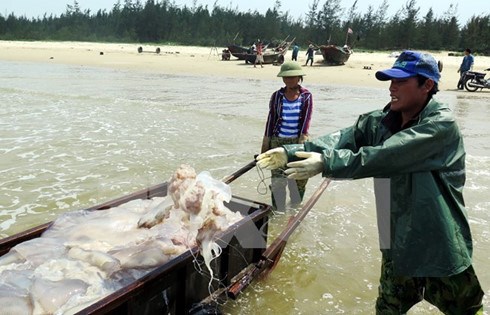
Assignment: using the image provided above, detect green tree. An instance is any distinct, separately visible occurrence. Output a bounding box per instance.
[0,0,485,55]
[318,0,344,45]
[305,0,321,44]
[460,14,490,55]
[398,0,420,48]
[418,8,440,50]
[360,1,389,49]
[439,4,460,50]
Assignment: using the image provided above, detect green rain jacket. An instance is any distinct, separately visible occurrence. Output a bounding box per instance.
[284,99,473,277]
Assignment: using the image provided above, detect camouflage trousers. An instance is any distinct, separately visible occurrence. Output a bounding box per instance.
[269,137,307,211]
[376,256,484,314]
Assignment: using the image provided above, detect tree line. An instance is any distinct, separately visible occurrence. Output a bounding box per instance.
[0,0,489,55]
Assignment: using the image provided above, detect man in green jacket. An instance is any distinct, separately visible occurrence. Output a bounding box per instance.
[256,50,484,314]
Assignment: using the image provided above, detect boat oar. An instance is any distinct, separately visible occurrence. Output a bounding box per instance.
[221,158,257,184]
[227,177,331,299]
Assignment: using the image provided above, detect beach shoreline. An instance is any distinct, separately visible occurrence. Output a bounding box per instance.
[1,40,489,94]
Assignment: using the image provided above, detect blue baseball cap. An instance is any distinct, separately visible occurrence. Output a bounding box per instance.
[376,50,441,83]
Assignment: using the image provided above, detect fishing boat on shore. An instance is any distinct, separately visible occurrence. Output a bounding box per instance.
[244,37,294,65]
[319,27,354,65]
[244,48,286,65]
[319,44,352,65]
[227,36,294,65]
[227,43,287,64]
[226,44,250,60]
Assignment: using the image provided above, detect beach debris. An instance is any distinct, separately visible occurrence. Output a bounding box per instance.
[137,46,161,54]
[222,49,231,60]
[0,165,242,314]
[389,51,400,58]
[99,52,104,55]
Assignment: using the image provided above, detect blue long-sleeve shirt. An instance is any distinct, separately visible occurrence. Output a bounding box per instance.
[459,54,474,72]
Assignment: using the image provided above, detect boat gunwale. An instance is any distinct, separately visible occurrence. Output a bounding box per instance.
[0,181,272,314]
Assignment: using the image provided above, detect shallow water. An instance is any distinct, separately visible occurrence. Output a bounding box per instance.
[0,60,488,313]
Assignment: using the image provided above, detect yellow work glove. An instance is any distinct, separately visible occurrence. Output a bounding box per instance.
[256,147,287,170]
[284,151,324,180]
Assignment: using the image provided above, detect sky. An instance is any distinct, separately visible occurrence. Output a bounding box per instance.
[2,0,489,24]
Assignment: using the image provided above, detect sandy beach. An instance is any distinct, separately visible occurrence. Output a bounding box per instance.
[1,40,490,93]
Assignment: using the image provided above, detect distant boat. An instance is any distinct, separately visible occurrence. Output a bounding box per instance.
[244,48,287,65]
[226,44,278,63]
[227,36,294,65]
[227,44,250,60]
[319,45,352,65]
[244,37,294,65]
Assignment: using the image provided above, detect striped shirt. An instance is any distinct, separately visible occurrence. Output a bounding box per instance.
[278,97,302,137]
[263,86,313,138]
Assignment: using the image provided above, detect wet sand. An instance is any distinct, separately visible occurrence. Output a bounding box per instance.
[1,40,489,94]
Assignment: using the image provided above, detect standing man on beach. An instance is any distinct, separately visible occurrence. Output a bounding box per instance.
[457,48,474,89]
[256,50,484,314]
[254,39,264,68]
[305,44,314,66]
[291,43,299,61]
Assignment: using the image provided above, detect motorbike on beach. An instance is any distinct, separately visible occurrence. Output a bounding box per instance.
[464,68,490,92]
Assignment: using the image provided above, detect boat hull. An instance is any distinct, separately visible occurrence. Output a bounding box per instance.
[245,52,285,65]
[227,44,250,60]
[319,45,351,65]
[0,182,272,314]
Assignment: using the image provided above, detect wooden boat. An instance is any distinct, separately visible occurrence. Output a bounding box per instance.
[0,174,272,314]
[227,44,284,64]
[245,38,294,65]
[319,45,352,65]
[245,49,286,65]
[226,44,250,60]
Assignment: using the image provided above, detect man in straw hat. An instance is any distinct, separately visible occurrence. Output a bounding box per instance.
[257,51,484,313]
[305,44,315,66]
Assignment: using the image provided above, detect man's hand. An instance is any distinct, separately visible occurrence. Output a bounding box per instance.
[284,151,323,180]
[256,148,287,170]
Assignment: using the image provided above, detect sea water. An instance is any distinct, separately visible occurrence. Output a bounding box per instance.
[0,60,488,313]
